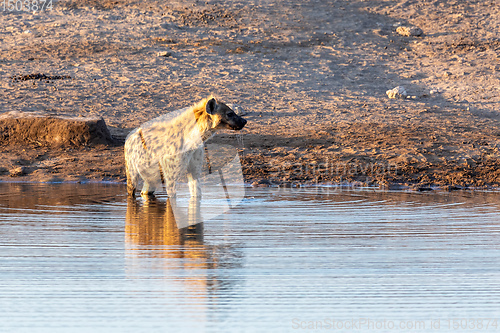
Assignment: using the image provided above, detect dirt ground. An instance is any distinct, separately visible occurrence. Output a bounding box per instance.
[1,0,499,189]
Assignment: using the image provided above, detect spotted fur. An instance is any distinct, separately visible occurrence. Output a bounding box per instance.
[125,97,247,198]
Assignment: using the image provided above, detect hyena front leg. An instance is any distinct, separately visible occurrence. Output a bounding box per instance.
[139,164,162,198]
[187,148,203,198]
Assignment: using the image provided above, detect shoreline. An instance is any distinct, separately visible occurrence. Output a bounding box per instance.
[1,123,499,190]
[1,157,499,193]
[1,178,499,193]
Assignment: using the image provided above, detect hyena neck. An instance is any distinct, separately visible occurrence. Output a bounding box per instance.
[200,128,216,142]
[192,97,218,142]
[193,110,217,142]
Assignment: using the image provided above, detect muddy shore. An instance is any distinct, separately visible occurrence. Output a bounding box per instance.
[1,0,499,189]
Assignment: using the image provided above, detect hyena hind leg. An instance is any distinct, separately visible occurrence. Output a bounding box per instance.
[160,158,178,198]
[125,159,138,197]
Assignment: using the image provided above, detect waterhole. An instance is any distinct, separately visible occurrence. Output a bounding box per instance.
[1,183,499,332]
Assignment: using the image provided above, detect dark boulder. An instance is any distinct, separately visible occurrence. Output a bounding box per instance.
[0,111,114,146]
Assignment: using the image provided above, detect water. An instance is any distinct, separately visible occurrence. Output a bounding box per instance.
[0,183,500,333]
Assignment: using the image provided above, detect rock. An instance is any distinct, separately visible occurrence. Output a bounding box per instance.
[396,26,423,37]
[251,179,271,187]
[386,86,408,99]
[0,111,115,146]
[227,103,247,116]
[258,179,271,185]
[157,51,172,57]
[443,185,464,191]
[10,166,28,177]
[417,186,434,192]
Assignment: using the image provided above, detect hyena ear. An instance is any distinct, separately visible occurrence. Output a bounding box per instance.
[206,98,217,115]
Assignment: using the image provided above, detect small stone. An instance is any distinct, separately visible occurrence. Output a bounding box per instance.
[417,186,434,192]
[157,51,172,57]
[227,103,247,116]
[444,185,464,191]
[386,86,407,99]
[258,179,271,186]
[396,26,423,37]
[10,166,27,177]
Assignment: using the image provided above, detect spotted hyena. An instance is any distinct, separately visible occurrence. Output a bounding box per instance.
[124,97,247,198]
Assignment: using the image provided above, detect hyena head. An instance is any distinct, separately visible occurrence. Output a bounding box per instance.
[205,98,247,131]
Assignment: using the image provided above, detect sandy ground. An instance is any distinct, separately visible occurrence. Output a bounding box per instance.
[1,0,499,189]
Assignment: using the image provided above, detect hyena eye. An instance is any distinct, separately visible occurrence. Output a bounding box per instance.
[227,111,235,117]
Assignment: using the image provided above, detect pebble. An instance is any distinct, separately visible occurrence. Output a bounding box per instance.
[386,86,407,99]
[10,166,27,177]
[251,180,271,187]
[396,26,423,37]
[227,103,247,116]
[157,51,172,57]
